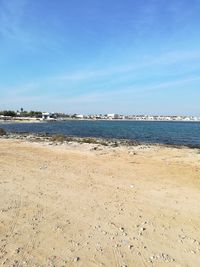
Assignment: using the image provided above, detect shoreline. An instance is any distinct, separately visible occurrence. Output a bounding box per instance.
[1,131,200,150]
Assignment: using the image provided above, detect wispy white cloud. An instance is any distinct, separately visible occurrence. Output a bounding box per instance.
[0,0,63,51]
[0,0,27,40]
[53,49,200,83]
[46,75,200,106]
[1,75,199,114]
[1,47,200,102]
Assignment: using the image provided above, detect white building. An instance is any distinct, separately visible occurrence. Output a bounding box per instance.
[42,112,56,121]
[107,114,119,119]
[75,114,84,119]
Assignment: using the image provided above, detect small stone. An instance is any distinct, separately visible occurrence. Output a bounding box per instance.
[139,227,146,235]
[74,257,80,262]
[15,247,21,253]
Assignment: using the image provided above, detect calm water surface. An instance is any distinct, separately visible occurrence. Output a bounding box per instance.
[1,120,200,147]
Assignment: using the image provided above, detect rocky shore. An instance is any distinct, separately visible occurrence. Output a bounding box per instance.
[1,131,199,150]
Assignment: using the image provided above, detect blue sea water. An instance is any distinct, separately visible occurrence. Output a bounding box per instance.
[1,120,200,147]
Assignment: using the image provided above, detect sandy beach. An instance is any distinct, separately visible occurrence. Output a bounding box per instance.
[0,138,200,267]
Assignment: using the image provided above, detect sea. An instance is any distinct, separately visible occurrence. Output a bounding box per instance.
[1,120,200,148]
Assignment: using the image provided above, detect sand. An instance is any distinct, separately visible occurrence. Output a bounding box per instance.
[0,138,200,267]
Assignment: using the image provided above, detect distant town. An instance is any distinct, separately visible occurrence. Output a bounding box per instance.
[0,109,200,122]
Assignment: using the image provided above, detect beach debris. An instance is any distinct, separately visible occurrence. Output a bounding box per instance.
[1,209,8,213]
[119,227,125,232]
[39,165,48,170]
[139,227,146,235]
[48,142,54,145]
[10,260,20,267]
[96,243,103,252]
[73,256,80,262]
[149,253,175,263]
[15,247,21,254]
[128,151,137,155]
[2,258,9,265]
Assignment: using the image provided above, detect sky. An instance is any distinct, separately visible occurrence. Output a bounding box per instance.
[0,0,200,115]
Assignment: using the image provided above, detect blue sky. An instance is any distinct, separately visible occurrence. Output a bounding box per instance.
[0,0,200,115]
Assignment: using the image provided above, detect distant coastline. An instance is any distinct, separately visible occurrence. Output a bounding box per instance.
[1,110,200,123]
[0,117,200,123]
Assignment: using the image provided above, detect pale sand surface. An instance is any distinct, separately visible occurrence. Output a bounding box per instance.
[0,139,200,267]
